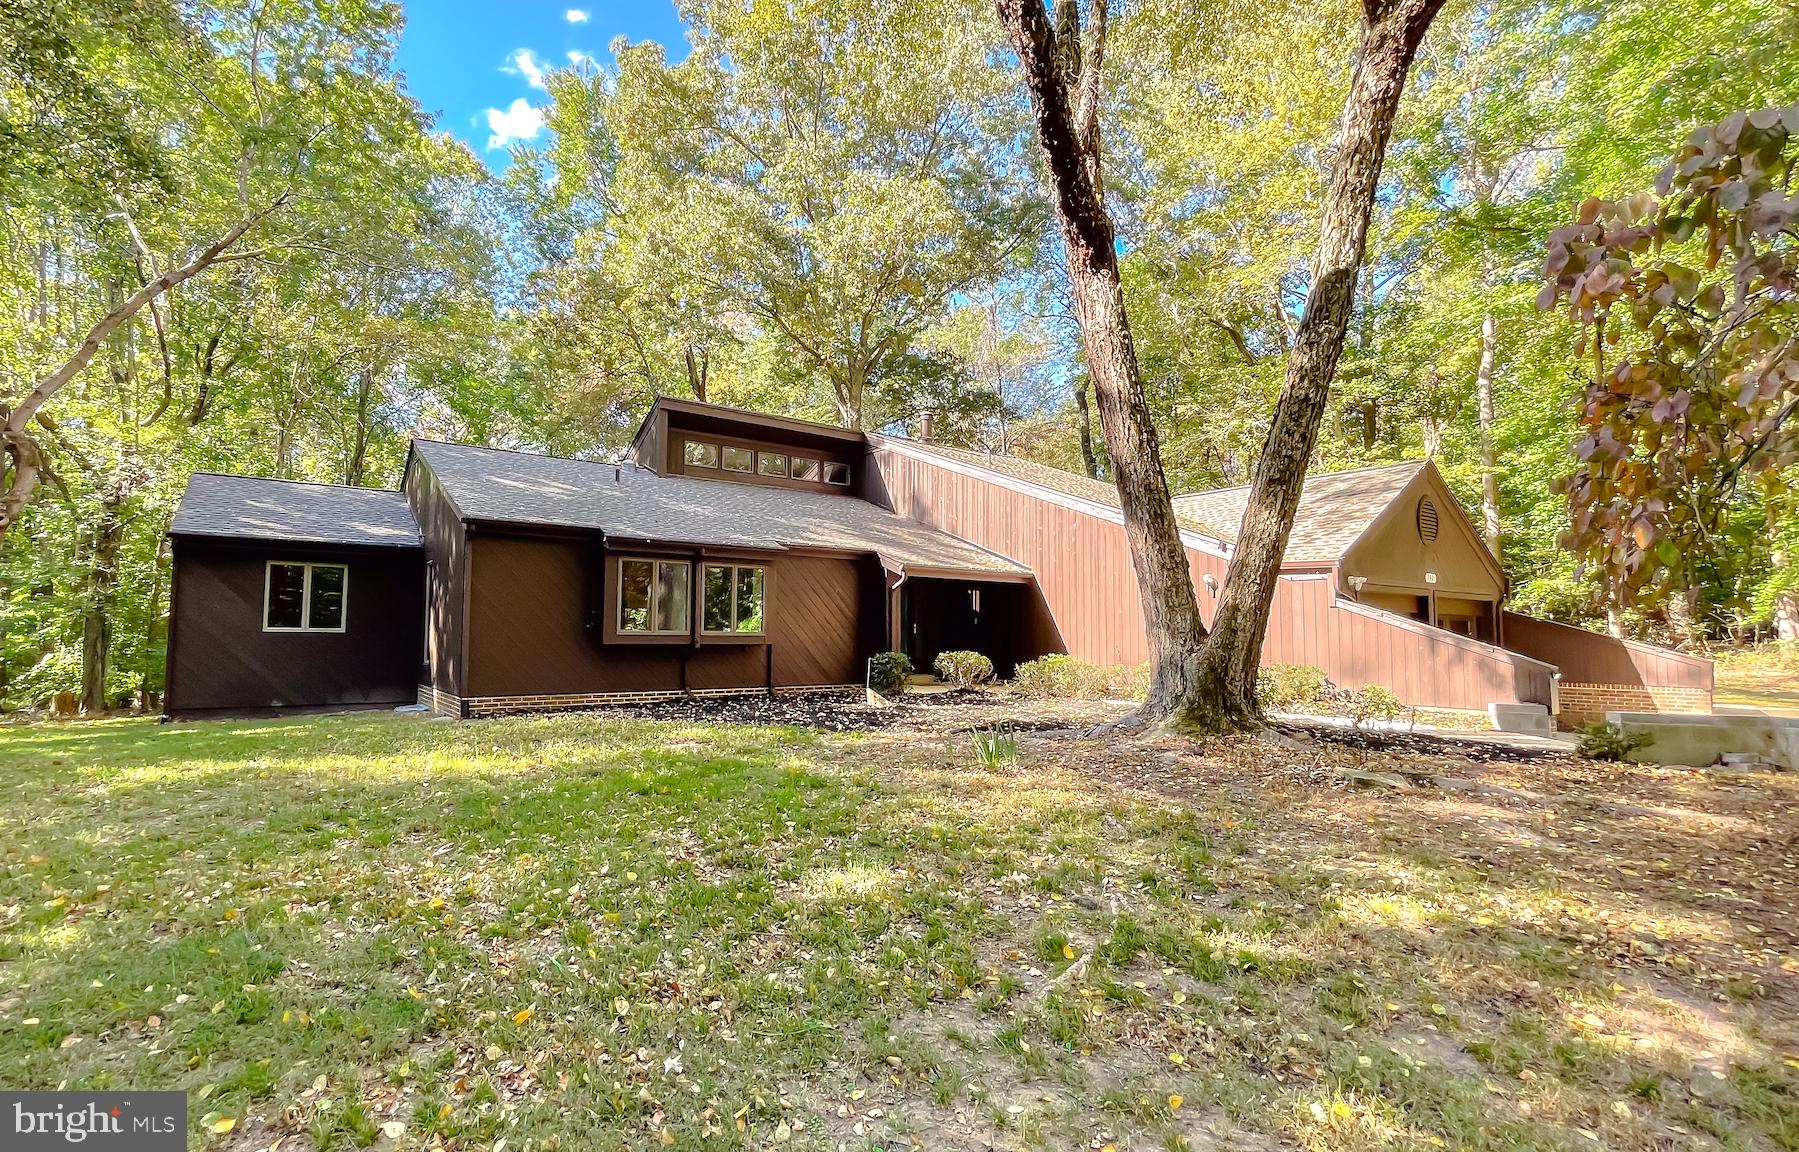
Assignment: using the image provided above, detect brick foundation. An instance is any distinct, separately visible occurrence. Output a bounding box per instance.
[417,682,860,719]
[1557,682,1713,729]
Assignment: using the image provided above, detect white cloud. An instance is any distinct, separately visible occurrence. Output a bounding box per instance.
[503,48,548,90]
[485,99,544,150]
[566,49,599,68]
[565,8,590,21]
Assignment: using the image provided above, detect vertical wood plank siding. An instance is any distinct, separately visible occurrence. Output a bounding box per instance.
[869,444,1553,710]
[1502,613,1713,693]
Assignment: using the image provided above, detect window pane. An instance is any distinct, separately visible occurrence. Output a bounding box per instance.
[266,564,306,628]
[619,559,653,631]
[683,441,718,468]
[790,457,820,482]
[722,446,754,472]
[655,561,690,633]
[823,461,851,485]
[308,565,346,630]
[734,567,765,633]
[757,452,788,477]
[703,565,732,632]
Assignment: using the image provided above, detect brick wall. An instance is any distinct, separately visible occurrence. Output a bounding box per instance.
[417,683,859,719]
[1557,682,1713,729]
[417,683,464,718]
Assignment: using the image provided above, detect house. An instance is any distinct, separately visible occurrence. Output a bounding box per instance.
[164,395,1713,725]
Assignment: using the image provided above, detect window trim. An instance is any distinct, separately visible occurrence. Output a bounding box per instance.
[262,561,349,634]
[699,562,768,637]
[616,556,692,636]
[683,440,719,469]
[757,451,789,478]
[721,445,755,473]
[822,461,851,486]
[790,457,821,482]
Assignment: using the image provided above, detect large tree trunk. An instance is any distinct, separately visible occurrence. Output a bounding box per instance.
[998,0,1207,720]
[1074,379,1100,479]
[1476,309,1502,558]
[80,488,126,713]
[1178,0,1446,732]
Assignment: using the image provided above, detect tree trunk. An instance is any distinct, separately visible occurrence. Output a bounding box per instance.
[998,0,1208,721]
[685,346,709,402]
[1476,309,1502,558]
[1178,0,1446,732]
[1074,379,1100,479]
[0,200,282,542]
[347,369,374,486]
[80,488,126,713]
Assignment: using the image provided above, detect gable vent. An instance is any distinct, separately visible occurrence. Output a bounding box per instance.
[1416,497,1440,543]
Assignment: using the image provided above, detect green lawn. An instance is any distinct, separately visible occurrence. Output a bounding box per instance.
[1,709,1795,1151]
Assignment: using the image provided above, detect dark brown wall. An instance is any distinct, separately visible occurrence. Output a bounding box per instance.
[661,421,861,495]
[404,461,467,695]
[464,532,877,698]
[166,539,423,716]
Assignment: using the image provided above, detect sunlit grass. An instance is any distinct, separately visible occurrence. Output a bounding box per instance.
[0,711,1793,1151]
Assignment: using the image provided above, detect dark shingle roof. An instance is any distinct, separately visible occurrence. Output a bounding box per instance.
[170,473,422,547]
[411,439,1027,577]
[1172,462,1425,562]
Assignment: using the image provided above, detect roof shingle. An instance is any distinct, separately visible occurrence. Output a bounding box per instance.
[411,439,1027,577]
[1171,463,1424,562]
[170,473,422,547]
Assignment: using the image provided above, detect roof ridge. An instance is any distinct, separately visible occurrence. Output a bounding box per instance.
[411,437,630,468]
[1172,459,1425,500]
[188,471,404,496]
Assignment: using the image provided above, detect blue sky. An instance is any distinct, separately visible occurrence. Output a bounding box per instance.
[393,0,689,167]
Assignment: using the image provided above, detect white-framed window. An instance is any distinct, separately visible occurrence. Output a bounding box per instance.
[701,563,766,635]
[823,461,851,486]
[791,457,820,482]
[618,557,691,635]
[757,451,789,478]
[684,440,718,468]
[721,446,754,473]
[264,561,348,633]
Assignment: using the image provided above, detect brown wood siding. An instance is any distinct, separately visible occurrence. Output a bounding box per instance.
[404,460,468,695]
[166,539,423,716]
[868,443,1553,709]
[1502,612,1713,692]
[464,534,873,698]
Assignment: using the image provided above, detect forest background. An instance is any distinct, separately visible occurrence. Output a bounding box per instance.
[2,0,1794,709]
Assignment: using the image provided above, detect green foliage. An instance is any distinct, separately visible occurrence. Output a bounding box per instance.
[969,726,1018,768]
[1574,721,1656,761]
[1012,655,1110,700]
[933,650,995,689]
[868,651,913,696]
[1541,106,1799,614]
[1256,664,1330,713]
[1011,655,1146,700]
[1340,684,1403,728]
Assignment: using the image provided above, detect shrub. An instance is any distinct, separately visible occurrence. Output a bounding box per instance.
[1013,654,1111,699]
[970,726,1018,767]
[1256,664,1329,713]
[1340,684,1403,728]
[1575,720,1655,761]
[868,651,913,696]
[933,650,995,689]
